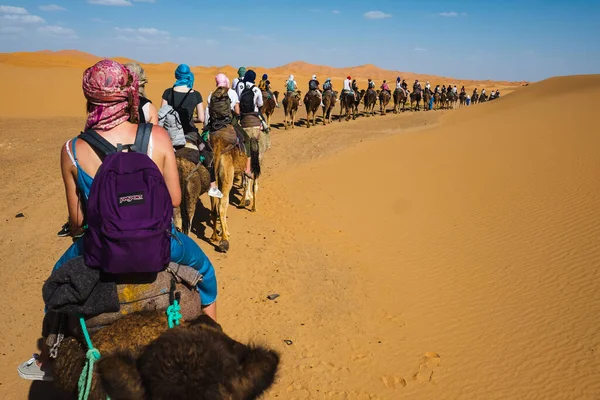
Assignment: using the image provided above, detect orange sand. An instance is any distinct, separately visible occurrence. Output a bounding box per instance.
[0,51,598,399]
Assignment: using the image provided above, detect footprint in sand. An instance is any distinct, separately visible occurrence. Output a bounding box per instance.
[413,352,441,383]
[381,375,407,389]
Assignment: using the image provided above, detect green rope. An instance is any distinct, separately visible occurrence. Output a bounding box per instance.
[166,299,182,329]
[76,316,105,400]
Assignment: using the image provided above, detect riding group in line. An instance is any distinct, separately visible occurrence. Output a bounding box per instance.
[259,74,502,128]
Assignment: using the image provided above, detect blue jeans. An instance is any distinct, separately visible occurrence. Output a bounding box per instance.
[53,227,217,306]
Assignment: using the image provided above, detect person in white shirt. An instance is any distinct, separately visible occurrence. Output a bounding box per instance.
[231,66,246,93]
[425,81,431,92]
[237,70,266,178]
[452,85,458,94]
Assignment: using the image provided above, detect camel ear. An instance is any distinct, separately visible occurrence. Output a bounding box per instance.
[96,353,146,400]
[231,345,280,398]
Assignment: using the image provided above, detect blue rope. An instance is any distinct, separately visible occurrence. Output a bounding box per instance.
[166,299,182,329]
[76,316,107,400]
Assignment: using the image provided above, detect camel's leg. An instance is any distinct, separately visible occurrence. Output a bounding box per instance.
[306,110,311,128]
[210,195,220,242]
[313,110,317,127]
[173,206,182,232]
[251,177,258,212]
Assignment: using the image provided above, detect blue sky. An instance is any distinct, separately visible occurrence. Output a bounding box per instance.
[0,0,599,81]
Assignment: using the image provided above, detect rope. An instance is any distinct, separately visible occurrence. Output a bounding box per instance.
[77,316,105,400]
[166,299,182,329]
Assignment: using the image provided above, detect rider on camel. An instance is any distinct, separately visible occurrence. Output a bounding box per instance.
[380,80,391,95]
[460,85,466,94]
[285,74,299,100]
[258,73,279,108]
[425,81,431,93]
[309,74,324,107]
[343,76,357,101]
[323,78,333,92]
[435,84,441,94]
[413,79,422,93]
[368,79,375,90]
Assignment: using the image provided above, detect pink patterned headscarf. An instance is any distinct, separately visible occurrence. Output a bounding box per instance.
[215,73,229,88]
[83,59,139,131]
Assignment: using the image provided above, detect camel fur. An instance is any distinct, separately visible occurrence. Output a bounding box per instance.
[52,311,280,400]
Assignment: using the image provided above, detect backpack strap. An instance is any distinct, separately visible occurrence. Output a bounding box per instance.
[78,130,117,158]
[133,123,152,154]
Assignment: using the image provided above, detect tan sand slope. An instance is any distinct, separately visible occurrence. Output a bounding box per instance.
[0,58,598,399]
[0,50,524,118]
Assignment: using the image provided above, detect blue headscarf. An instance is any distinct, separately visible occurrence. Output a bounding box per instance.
[174,64,194,88]
[262,73,268,80]
[244,69,257,84]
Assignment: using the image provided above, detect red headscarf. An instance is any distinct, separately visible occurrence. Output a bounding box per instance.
[82,59,139,131]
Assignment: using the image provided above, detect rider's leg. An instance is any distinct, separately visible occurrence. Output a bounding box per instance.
[170,226,218,319]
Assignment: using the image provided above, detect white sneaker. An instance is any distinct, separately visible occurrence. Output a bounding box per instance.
[208,187,223,199]
[17,355,54,381]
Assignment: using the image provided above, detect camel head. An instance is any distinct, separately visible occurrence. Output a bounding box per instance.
[94,315,280,400]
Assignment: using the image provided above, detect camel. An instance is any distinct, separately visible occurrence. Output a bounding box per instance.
[209,124,264,252]
[51,311,280,400]
[304,90,321,128]
[379,90,391,115]
[282,91,301,130]
[434,92,441,110]
[459,91,467,107]
[423,90,433,111]
[338,91,356,121]
[363,88,377,117]
[471,92,479,104]
[353,90,364,117]
[410,89,422,111]
[260,90,279,129]
[393,88,408,113]
[173,149,211,235]
[479,92,488,103]
[322,89,337,125]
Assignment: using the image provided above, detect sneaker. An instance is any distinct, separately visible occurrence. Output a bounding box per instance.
[57,222,70,237]
[208,187,223,199]
[17,355,54,381]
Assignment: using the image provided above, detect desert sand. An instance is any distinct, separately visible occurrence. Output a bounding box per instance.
[0,51,599,399]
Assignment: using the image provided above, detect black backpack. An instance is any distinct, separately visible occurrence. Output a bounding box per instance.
[239,84,256,115]
[309,80,318,91]
[170,88,195,133]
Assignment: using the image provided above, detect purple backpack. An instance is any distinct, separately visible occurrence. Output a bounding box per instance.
[78,123,173,274]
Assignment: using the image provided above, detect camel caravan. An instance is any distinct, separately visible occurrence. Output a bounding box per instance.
[16,58,504,399]
[275,74,502,127]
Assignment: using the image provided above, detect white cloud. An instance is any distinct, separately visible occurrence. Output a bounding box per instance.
[220,26,241,32]
[1,14,45,24]
[332,10,341,14]
[88,0,132,6]
[439,12,458,17]
[39,4,67,11]
[0,5,28,14]
[38,25,78,38]
[114,27,168,36]
[364,11,391,20]
[132,0,155,2]
[91,17,109,23]
[413,46,427,52]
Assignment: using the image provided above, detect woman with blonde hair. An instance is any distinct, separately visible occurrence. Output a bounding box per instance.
[125,61,158,124]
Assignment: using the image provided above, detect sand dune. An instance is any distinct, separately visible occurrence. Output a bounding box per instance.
[0,50,598,399]
[0,50,524,118]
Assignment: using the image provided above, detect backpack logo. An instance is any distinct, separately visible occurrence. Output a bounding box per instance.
[118,191,145,206]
